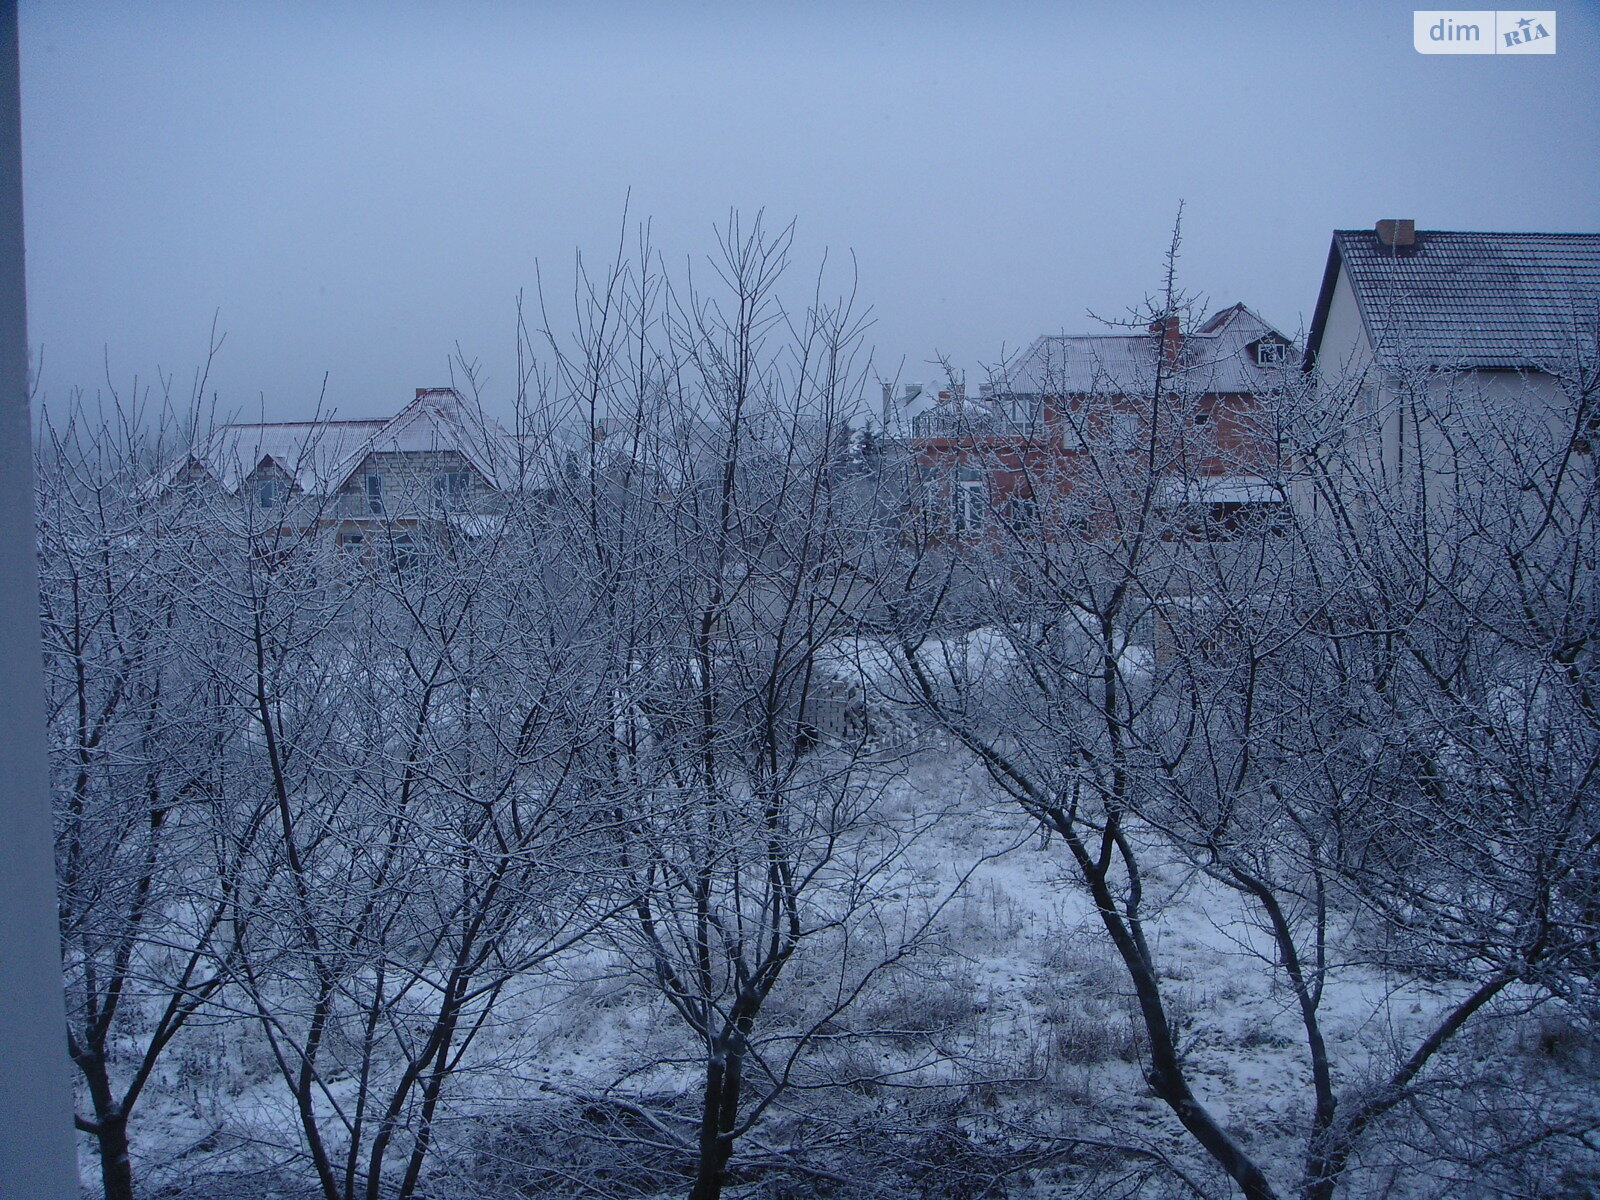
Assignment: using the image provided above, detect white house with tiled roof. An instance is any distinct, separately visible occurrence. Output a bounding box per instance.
[1304,220,1600,485]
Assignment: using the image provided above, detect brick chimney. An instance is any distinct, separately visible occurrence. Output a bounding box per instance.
[1375,219,1416,248]
[1149,313,1181,366]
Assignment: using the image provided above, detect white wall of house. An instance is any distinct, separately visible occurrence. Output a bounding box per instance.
[1311,267,1374,391]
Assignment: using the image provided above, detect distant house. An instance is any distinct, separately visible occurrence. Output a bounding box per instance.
[909,304,1296,541]
[153,387,517,551]
[1303,220,1600,486]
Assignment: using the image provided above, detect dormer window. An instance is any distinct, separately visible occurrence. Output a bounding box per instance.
[1255,340,1289,365]
[257,479,281,508]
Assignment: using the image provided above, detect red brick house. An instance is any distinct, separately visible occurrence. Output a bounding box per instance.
[910,304,1295,541]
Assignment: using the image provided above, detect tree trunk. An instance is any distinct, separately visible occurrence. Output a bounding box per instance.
[75,1048,137,1200]
[82,1091,135,1200]
[95,1110,136,1200]
[1058,817,1282,1200]
[688,1046,744,1200]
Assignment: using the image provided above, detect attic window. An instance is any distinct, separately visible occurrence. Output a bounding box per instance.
[434,471,471,501]
[1255,341,1289,365]
[257,479,281,508]
[365,473,384,514]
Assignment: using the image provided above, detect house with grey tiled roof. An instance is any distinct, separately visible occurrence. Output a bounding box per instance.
[1304,220,1600,487]
[1307,222,1600,373]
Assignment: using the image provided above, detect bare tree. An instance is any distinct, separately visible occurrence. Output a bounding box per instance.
[177,452,613,1200]
[40,394,248,1200]
[520,215,954,1200]
[48,214,1594,1200]
[870,224,1600,1198]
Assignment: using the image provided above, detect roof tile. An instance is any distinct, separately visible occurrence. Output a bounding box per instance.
[1331,229,1600,369]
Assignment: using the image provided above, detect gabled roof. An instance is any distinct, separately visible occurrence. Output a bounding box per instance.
[1194,302,1280,339]
[149,418,387,497]
[996,305,1295,397]
[156,388,516,499]
[1000,334,1155,396]
[1305,228,1600,372]
[326,388,513,493]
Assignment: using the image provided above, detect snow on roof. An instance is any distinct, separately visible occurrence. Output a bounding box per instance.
[996,306,1296,398]
[185,419,388,495]
[999,334,1157,396]
[163,389,524,498]
[330,388,514,493]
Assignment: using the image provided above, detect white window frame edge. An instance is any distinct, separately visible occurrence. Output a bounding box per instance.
[0,4,84,1193]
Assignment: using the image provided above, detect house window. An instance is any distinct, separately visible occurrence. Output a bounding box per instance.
[1004,492,1037,533]
[365,473,384,514]
[955,481,985,532]
[1255,341,1288,365]
[340,532,364,553]
[257,479,281,508]
[390,533,418,571]
[1108,412,1139,447]
[434,471,471,501]
[1577,416,1599,455]
[954,468,987,533]
[1057,406,1090,451]
[1005,396,1042,428]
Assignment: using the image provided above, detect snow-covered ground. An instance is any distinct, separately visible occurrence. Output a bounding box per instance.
[113,734,1599,1200]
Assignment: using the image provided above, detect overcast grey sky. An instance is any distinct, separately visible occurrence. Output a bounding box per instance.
[18,0,1600,421]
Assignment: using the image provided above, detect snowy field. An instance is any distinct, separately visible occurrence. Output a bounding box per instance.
[115,730,1599,1200]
